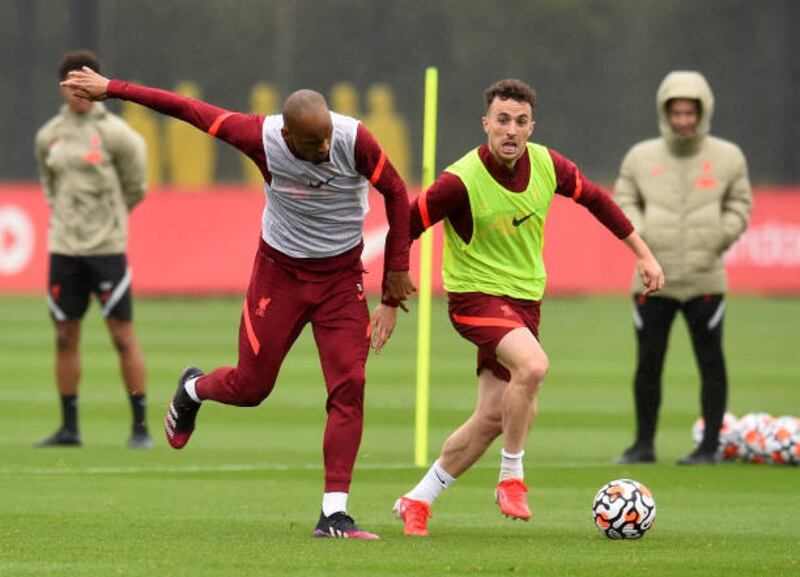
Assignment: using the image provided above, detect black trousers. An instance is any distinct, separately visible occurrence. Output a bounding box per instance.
[631,294,728,452]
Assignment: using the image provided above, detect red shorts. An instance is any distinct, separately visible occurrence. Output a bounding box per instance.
[447,292,541,382]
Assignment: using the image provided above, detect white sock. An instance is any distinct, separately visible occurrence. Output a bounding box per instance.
[322,492,348,517]
[184,377,201,404]
[499,448,525,482]
[405,459,456,505]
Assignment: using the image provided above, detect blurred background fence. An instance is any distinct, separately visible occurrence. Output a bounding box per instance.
[2,0,798,184]
[1,0,798,295]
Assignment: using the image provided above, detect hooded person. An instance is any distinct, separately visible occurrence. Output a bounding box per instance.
[612,70,752,465]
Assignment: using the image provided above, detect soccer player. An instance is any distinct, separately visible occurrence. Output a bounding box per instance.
[387,79,664,536]
[612,71,752,466]
[62,67,415,539]
[35,50,151,449]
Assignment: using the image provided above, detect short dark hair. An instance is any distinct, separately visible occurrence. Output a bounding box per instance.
[58,50,101,80]
[484,79,537,113]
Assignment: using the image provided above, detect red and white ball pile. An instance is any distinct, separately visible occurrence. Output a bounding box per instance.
[691,412,800,465]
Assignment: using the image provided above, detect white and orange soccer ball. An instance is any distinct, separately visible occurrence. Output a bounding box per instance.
[592,478,656,540]
[737,412,774,463]
[764,415,800,465]
[691,411,740,460]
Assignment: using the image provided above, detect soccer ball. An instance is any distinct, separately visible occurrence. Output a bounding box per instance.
[592,478,656,540]
[691,411,740,460]
[763,416,800,465]
[737,412,774,463]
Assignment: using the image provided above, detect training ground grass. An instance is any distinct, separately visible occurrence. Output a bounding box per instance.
[0,295,798,577]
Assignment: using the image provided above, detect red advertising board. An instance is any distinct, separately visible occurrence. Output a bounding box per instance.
[1,183,799,295]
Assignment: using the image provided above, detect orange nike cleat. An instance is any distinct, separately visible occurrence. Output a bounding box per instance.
[495,478,531,520]
[393,496,432,536]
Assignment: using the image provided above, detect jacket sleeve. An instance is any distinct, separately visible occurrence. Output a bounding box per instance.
[720,146,752,251]
[613,149,644,231]
[109,121,148,211]
[34,128,56,206]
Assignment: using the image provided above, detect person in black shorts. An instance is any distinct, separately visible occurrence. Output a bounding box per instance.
[34,50,150,448]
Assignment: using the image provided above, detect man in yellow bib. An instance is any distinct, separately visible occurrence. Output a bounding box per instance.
[385,79,664,536]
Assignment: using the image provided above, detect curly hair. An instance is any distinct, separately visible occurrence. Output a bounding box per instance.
[483,79,537,113]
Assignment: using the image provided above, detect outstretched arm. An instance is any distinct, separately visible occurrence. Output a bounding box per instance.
[550,148,634,238]
[354,125,415,309]
[353,125,415,354]
[548,148,663,295]
[622,231,664,296]
[61,67,266,168]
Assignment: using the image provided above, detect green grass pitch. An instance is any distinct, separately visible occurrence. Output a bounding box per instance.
[0,294,798,577]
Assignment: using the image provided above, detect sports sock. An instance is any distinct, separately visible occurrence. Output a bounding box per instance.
[184,377,201,404]
[60,394,78,432]
[405,458,455,504]
[128,393,147,429]
[322,492,348,517]
[499,448,525,482]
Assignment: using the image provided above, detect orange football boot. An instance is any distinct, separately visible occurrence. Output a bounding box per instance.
[495,478,531,520]
[393,497,432,536]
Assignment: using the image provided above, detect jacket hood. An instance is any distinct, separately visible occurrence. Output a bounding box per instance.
[656,71,713,154]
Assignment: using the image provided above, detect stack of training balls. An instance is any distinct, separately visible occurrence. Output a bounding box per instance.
[692,411,800,465]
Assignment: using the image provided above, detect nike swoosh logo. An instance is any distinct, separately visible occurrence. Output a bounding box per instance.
[309,175,336,189]
[512,212,536,227]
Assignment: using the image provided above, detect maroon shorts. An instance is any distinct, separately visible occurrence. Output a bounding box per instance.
[447,292,541,382]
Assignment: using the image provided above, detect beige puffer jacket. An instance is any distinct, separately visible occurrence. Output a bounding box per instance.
[35,103,146,256]
[614,71,752,301]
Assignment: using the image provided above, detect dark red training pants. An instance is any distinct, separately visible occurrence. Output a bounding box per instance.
[196,243,371,492]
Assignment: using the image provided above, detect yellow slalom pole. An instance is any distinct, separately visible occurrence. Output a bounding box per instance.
[415,67,438,467]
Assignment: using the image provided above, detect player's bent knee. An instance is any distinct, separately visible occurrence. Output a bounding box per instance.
[513,360,548,392]
[233,379,274,407]
[326,388,365,414]
[236,390,269,406]
[326,373,366,407]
